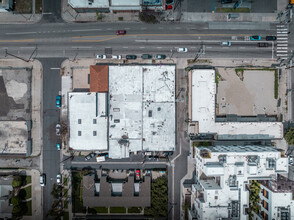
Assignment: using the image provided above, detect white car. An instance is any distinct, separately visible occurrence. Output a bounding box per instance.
[221,41,231,46]
[56,173,62,184]
[96,55,106,59]
[177,48,188,52]
[112,55,122,59]
[40,174,46,186]
[56,124,61,136]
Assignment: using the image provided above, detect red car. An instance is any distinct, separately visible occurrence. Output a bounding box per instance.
[166,5,173,10]
[116,30,126,35]
[135,170,140,179]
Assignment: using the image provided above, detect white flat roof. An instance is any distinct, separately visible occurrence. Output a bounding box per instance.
[111,0,141,6]
[108,65,175,157]
[191,69,283,139]
[68,92,108,150]
[68,0,109,8]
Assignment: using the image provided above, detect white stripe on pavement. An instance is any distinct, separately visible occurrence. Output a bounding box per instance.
[6,32,37,35]
[277,54,288,56]
[72,29,102,32]
[277,47,288,50]
[277,51,288,53]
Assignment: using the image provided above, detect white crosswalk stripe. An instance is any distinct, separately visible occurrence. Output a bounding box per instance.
[276,25,289,58]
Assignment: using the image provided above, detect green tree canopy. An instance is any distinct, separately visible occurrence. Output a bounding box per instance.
[12,176,23,188]
[285,128,294,145]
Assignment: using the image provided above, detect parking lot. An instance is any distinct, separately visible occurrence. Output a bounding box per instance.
[216,68,277,116]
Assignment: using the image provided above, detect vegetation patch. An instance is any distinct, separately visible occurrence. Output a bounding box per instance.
[25,176,31,185]
[95,207,108,213]
[110,207,126,213]
[285,128,294,145]
[24,186,32,199]
[144,176,168,217]
[23,200,32,216]
[64,200,68,209]
[118,17,124,21]
[63,177,68,186]
[139,11,158,23]
[72,171,86,213]
[128,207,142,213]
[96,12,103,21]
[215,72,222,84]
[63,212,69,220]
[192,141,212,147]
[215,7,250,13]
[14,0,32,13]
[274,69,278,99]
[248,180,261,219]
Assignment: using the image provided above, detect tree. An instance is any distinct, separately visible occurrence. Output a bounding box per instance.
[285,128,294,145]
[51,184,63,199]
[12,176,23,188]
[11,196,21,206]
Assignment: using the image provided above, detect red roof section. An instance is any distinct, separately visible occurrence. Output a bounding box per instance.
[90,65,109,92]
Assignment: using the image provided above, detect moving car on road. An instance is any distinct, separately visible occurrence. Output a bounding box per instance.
[266,36,277,41]
[56,124,61,136]
[221,41,231,46]
[40,174,46,186]
[56,95,61,108]
[56,143,61,150]
[155,54,166,59]
[116,30,126,35]
[250,35,261,41]
[178,47,188,52]
[126,55,137,60]
[96,55,106,59]
[56,174,62,184]
[257,43,269,47]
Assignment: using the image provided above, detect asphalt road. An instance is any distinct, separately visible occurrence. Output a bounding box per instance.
[0,22,280,60]
[41,58,63,219]
[41,0,62,23]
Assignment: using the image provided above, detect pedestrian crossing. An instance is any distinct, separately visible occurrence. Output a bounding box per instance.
[276,24,288,58]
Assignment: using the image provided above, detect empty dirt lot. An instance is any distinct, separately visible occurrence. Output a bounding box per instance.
[216,68,277,116]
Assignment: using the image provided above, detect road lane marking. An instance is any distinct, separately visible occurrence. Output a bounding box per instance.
[20,47,35,49]
[72,29,102,32]
[277,51,288,53]
[71,46,92,49]
[73,33,250,39]
[123,47,128,48]
[277,47,288,50]
[0,39,35,43]
[50,68,60,70]
[72,36,118,42]
[6,32,37,35]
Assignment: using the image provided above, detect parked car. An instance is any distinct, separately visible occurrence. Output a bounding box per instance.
[96,55,106,59]
[85,152,95,161]
[56,173,62,184]
[56,124,61,136]
[155,54,166,59]
[112,55,122,59]
[126,55,137,60]
[56,143,61,150]
[56,95,61,108]
[250,35,261,41]
[40,174,46,186]
[221,41,231,46]
[135,169,140,180]
[178,47,188,52]
[141,54,152,59]
[116,30,126,35]
[166,5,173,9]
[257,43,269,47]
[266,36,277,41]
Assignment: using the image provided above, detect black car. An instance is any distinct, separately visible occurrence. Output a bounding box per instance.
[266,36,277,41]
[257,43,269,47]
[85,152,95,161]
[126,55,137,60]
[155,54,166,59]
[141,54,152,59]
